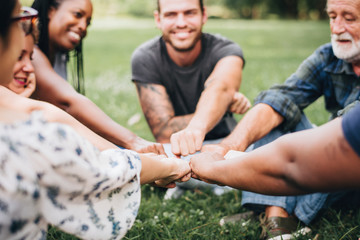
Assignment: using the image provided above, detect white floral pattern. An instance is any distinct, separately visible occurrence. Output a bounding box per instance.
[0,111,141,240]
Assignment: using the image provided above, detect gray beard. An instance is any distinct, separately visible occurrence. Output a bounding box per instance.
[332,38,360,63]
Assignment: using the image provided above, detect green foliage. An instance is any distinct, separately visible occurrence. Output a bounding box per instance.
[45,18,359,239]
[20,0,329,19]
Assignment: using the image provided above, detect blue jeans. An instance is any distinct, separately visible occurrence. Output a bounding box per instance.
[241,114,347,225]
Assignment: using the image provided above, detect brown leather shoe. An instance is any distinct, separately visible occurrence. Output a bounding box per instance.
[219,211,255,226]
[259,213,311,240]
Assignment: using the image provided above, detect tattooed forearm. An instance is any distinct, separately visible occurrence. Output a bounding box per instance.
[135,82,193,142]
[156,115,192,141]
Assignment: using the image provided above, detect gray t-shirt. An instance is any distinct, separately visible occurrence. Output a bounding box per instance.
[131,33,245,140]
[53,52,68,80]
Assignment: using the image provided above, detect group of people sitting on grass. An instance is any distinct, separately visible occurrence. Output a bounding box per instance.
[0,0,359,239]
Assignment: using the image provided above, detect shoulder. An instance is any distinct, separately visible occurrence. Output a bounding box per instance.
[313,43,336,62]
[203,33,244,64]
[204,33,239,48]
[299,43,336,69]
[131,36,162,61]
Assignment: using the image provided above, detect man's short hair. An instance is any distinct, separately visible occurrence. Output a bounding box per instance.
[157,0,204,13]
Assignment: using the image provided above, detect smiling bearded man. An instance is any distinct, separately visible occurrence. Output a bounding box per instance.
[131,0,250,198]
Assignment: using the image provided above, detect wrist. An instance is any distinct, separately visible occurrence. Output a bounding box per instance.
[125,135,143,150]
[187,121,207,134]
[221,136,249,152]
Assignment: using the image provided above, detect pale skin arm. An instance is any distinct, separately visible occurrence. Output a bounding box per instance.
[201,103,284,156]
[31,47,165,154]
[135,56,245,156]
[139,153,191,187]
[0,104,191,188]
[190,117,360,195]
[0,86,116,151]
[170,56,244,156]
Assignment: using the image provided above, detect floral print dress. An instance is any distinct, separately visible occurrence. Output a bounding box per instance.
[0,112,141,240]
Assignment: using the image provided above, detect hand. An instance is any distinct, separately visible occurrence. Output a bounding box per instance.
[20,73,36,98]
[170,127,206,157]
[228,92,251,114]
[189,152,225,185]
[153,157,191,188]
[131,137,166,155]
[201,143,230,156]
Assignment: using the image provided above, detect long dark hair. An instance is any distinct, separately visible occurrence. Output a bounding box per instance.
[0,0,17,44]
[31,0,85,94]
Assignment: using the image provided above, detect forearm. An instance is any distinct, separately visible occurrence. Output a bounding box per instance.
[155,114,193,142]
[211,142,307,195]
[153,85,234,142]
[139,154,190,185]
[64,94,140,149]
[188,83,235,133]
[139,154,172,184]
[42,103,117,151]
[211,118,360,194]
[221,103,284,151]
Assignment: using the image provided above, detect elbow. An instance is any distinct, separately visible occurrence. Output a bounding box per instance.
[58,92,85,115]
[207,82,236,103]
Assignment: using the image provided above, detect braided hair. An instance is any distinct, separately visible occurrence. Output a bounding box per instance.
[32,0,85,94]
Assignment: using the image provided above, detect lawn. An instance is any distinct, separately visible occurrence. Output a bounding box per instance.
[48,18,360,239]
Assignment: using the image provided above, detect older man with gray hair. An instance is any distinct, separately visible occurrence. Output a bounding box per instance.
[200,0,360,239]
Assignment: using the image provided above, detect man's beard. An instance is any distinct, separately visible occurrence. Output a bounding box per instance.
[331,32,360,63]
[163,31,202,52]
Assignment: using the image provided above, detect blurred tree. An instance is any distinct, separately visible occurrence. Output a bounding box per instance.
[224,0,264,19]
[223,0,328,19]
[82,0,330,20]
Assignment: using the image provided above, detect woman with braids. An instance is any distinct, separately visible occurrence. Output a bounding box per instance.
[30,0,166,154]
[0,3,190,239]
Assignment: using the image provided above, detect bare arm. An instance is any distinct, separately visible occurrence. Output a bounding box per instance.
[31,47,164,154]
[202,103,284,156]
[170,56,244,156]
[0,102,191,188]
[139,153,191,187]
[135,82,193,143]
[191,118,360,195]
[0,86,116,151]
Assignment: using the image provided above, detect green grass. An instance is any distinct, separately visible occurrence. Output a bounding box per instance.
[50,18,360,239]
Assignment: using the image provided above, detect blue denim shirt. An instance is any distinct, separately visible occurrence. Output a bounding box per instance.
[255,43,360,132]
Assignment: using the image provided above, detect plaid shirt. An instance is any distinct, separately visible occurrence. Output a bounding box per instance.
[255,43,360,132]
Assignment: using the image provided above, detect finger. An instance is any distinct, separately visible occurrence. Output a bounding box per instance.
[186,132,196,155]
[191,172,200,179]
[181,172,192,182]
[232,102,242,114]
[179,137,190,157]
[237,100,248,114]
[164,182,176,188]
[170,134,181,156]
[194,132,204,152]
[156,143,167,156]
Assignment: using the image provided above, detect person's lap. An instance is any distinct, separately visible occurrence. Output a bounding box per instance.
[241,113,349,224]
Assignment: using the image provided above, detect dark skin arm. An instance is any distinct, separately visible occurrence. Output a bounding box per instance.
[31,47,165,154]
[191,118,360,195]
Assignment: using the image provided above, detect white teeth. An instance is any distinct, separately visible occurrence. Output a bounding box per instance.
[69,31,81,40]
[15,78,25,83]
[175,32,190,38]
